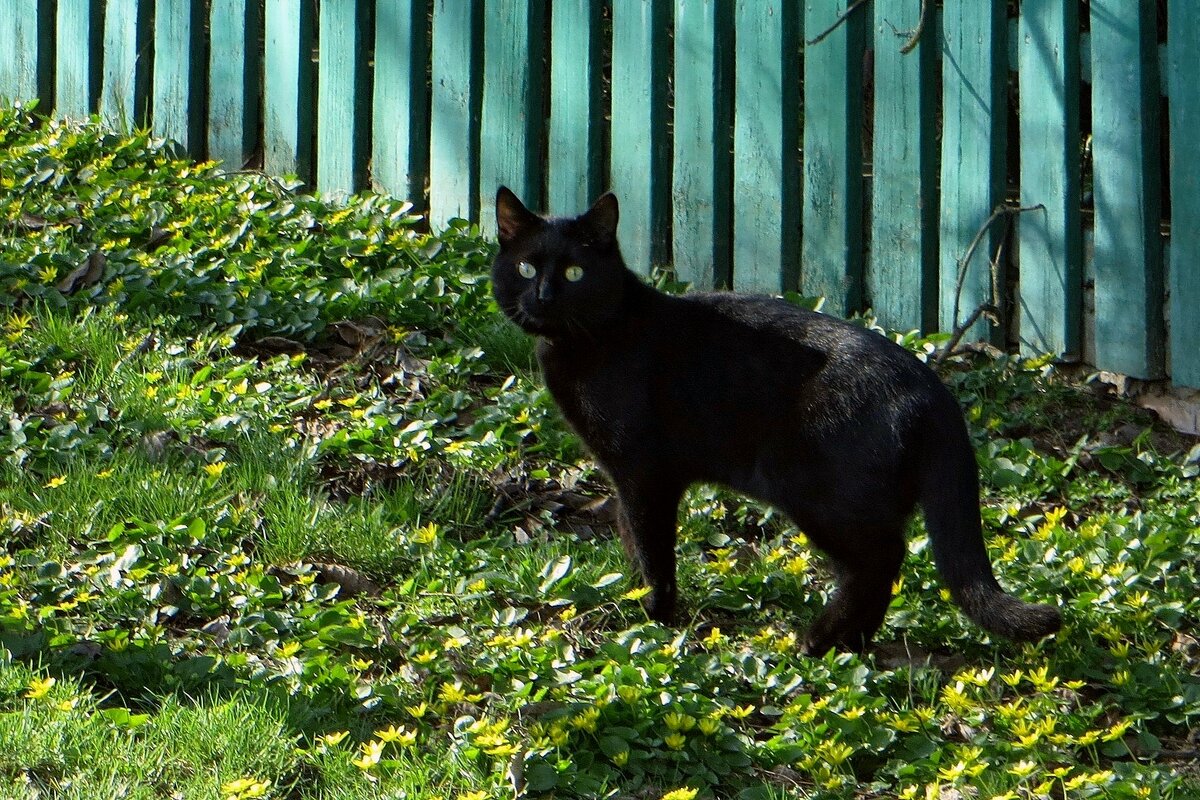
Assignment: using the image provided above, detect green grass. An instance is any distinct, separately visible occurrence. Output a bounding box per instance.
[1,104,1199,799]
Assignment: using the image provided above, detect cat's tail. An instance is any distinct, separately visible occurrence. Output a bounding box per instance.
[918,407,1061,643]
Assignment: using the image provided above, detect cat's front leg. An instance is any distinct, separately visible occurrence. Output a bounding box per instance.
[613,480,684,623]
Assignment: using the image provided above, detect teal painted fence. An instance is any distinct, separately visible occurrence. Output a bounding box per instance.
[1,0,1198,390]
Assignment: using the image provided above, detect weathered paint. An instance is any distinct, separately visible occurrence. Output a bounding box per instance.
[1017,0,1082,359]
[55,0,102,118]
[1090,0,1164,378]
[548,0,603,216]
[1168,0,1200,388]
[732,1,801,294]
[870,0,937,333]
[263,0,315,182]
[100,0,152,130]
[373,0,431,203]
[672,0,734,288]
[429,0,481,224]
[802,1,865,315]
[153,0,205,154]
[939,1,1007,344]
[317,0,369,195]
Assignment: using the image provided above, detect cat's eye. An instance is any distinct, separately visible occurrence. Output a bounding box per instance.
[564,265,585,282]
[517,261,536,279]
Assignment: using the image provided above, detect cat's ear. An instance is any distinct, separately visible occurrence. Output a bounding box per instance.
[496,186,541,246]
[578,192,619,245]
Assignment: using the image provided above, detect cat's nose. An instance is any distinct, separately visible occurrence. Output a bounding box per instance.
[537,279,555,302]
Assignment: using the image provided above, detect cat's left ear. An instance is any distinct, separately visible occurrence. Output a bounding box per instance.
[496,186,541,246]
[578,192,619,245]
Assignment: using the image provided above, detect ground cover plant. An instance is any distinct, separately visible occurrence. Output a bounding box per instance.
[0,103,1198,799]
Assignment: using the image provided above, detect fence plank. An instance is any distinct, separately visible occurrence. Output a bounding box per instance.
[317,0,370,195]
[611,0,671,273]
[870,0,937,333]
[154,0,205,154]
[480,0,546,236]
[209,0,262,169]
[1089,0,1164,378]
[373,0,431,203]
[1167,0,1198,387]
[732,1,801,294]
[939,1,1007,343]
[548,0,603,215]
[0,0,54,105]
[430,0,481,224]
[55,0,103,118]
[101,0,152,130]
[802,1,865,315]
[1017,0,1082,359]
[264,0,315,181]
[672,0,734,288]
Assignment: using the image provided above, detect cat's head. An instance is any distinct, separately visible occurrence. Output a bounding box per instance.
[491,187,629,339]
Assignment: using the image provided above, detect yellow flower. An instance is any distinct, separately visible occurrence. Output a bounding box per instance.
[728,704,754,719]
[411,523,439,544]
[203,461,227,479]
[458,792,489,800]
[406,701,429,719]
[351,739,385,769]
[25,676,55,699]
[319,730,350,747]
[56,698,78,712]
[663,732,687,750]
[96,469,114,479]
[664,712,696,732]
[621,586,651,601]
[45,476,67,489]
[611,748,629,766]
[697,717,721,736]
[375,724,409,743]
[660,789,698,800]
[439,681,468,704]
[702,627,725,647]
[221,777,271,800]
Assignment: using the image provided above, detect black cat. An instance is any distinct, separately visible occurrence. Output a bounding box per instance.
[491,186,1061,654]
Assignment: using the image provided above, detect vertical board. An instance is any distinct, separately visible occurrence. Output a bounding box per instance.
[672,0,734,288]
[870,0,937,333]
[209,0,262,169]
[429,0,482,224]
[548,0,603,215]
[1169,0,1200,388]
[0,0,54,104]
[479,0,546,236]
[1017,0,1082,359]
[55,0,103,118]
[373,0,431,203]
[939,1,1006,342]
[264,0,315,181]
[1090,0,1163,378]
[611,0,671,273]
[317,0,370,195]
[101,0,153,129]
[802,1,866,315]
[732,1,801,294]
[153,0,206,154]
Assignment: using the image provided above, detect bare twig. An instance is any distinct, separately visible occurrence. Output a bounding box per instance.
[935,203,1045,367]
[806,0,871,47]
[899,0,930,54]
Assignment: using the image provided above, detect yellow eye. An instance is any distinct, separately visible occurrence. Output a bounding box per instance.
[564,265,584,282]
[517,261,536,279]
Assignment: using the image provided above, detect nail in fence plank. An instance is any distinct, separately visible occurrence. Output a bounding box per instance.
[480,0,546,237]
[1089,0,1164,378]
[264,0,315,182]
[672,0,734,288]
[429,0,482,224]
[154,0,206,155]
[1017,0,1082,359]
[732,1,801,294]
[101,0,153,130]
[209,0,262,169]
[870,0,937,333]
[802,1,866,315]
[611,0,671,273]
[55,0,103,118]
[939,1,1007,343]
[1167,0,1199,388]
[548,0,603,215]
[317,0,370,195]
[373,0,431,203]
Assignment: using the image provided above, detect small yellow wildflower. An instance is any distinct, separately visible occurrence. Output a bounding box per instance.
[406,701,429,719]
[660,789,698,800]
[621,586,651,601]
[611,748,629,766]
[221,777,271,800]
[45,476,67,489]
[351,739,385,769]
[203,462,227,479]
[663,732,687,750]
[25,676,55,699]
[319,731,350,747]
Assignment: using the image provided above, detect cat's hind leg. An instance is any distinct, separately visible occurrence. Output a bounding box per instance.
[800,528,906,656]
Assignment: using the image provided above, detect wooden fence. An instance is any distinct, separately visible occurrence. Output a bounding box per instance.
[1,0,1197,390]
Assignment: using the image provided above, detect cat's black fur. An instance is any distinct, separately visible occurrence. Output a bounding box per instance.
[491,187,1061,654]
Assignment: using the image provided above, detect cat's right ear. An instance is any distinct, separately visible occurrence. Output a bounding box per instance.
[496,186,541,246]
